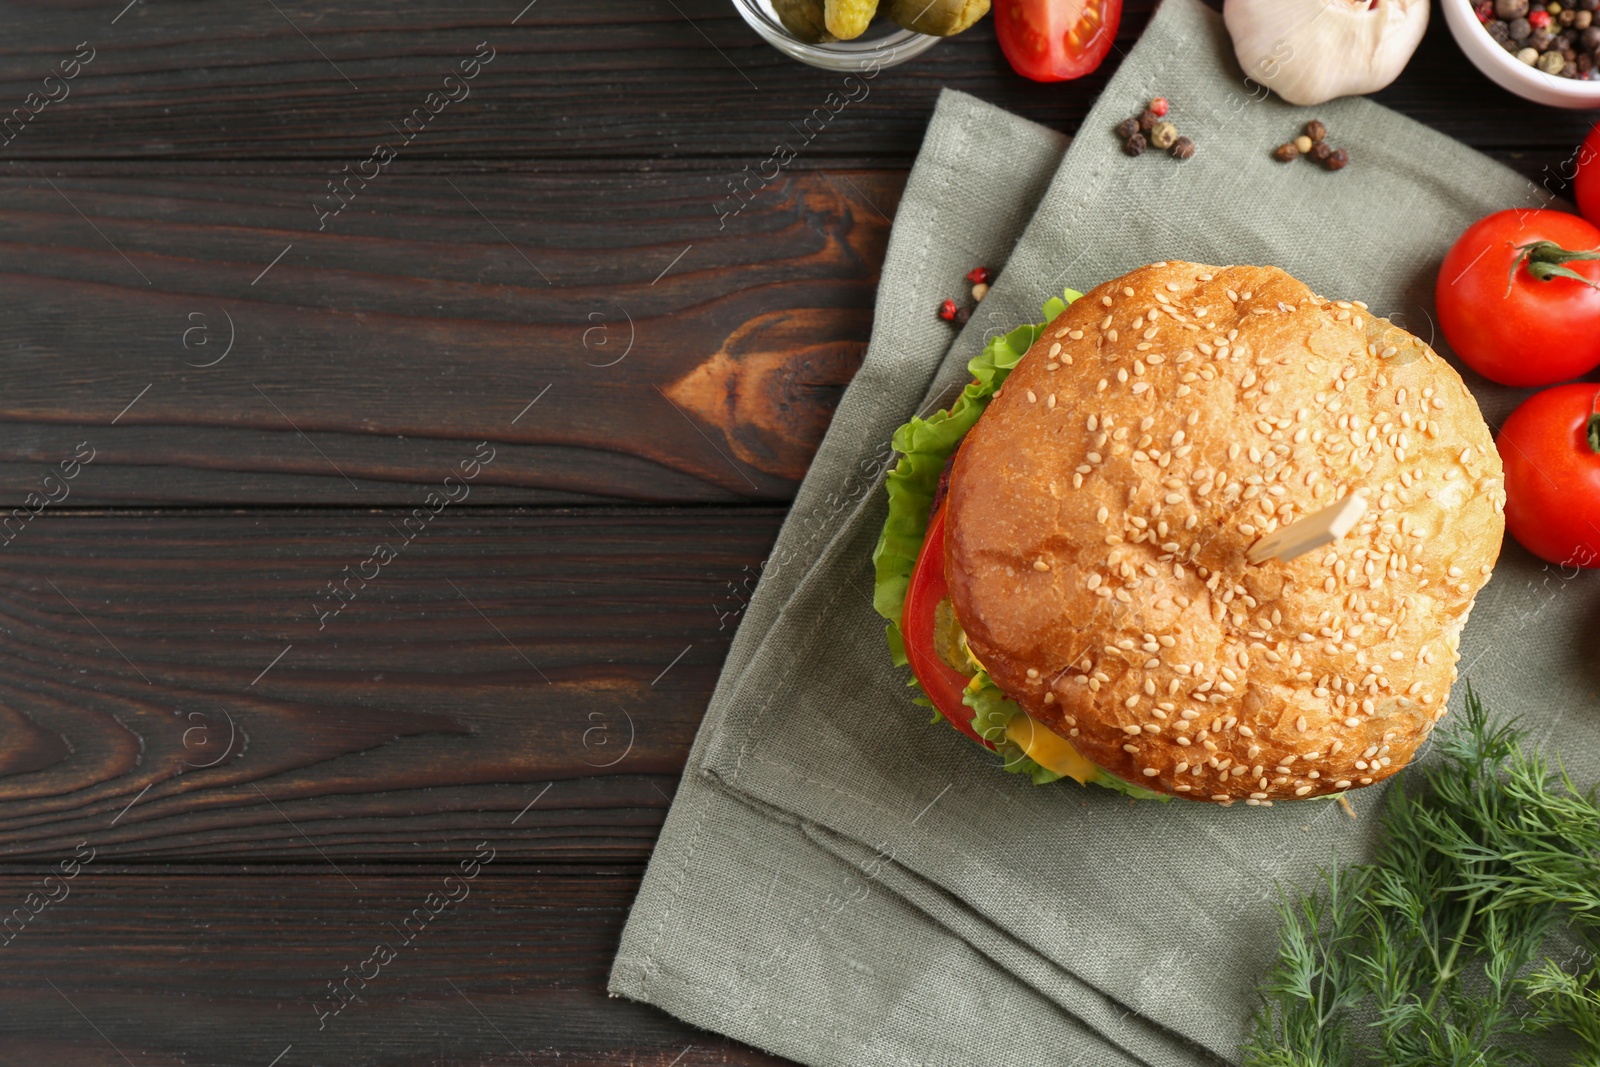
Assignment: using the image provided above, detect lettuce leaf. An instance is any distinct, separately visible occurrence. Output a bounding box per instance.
[870,287,1169,802]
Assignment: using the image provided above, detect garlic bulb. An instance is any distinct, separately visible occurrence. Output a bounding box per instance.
[1223,0,1429,106]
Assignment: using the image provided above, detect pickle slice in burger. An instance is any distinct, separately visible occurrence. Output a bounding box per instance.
[873,262,1504,805]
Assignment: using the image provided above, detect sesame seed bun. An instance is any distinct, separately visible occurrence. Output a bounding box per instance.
[943,262,1504,805]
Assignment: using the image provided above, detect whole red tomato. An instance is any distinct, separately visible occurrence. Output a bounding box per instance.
[1575,121,1600,227]
[1497,383,1600,569]
[1436,209,1600,387]
[994,0,1123,82]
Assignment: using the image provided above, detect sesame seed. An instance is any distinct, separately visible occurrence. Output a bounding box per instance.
[1033,560,1050,572]
[1102,296,1112,306]
[1142,767,1160,777]
[1123,743,1139,753]
[1344,717,1361,728]
[1250,792,1269,800]
[1069,329,1084,340]
[1294,785,1313,796]
[1122,286,1135,297]
[1049,342,1062,357]
[1296,716,1307,732]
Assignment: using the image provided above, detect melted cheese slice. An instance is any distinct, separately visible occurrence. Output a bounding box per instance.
[1005,713,1098,785]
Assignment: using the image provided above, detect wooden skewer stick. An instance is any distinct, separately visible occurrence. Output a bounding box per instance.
[1247,492,1368,565]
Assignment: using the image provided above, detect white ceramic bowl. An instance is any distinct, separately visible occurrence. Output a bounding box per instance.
[1441,0,1600,108]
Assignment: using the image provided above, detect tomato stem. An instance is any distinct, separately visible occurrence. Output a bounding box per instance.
[1589,390,1600,455]
[1510,240,1600,292]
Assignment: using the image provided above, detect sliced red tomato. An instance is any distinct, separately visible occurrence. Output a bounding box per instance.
[993,0,1123,83]
[901,506,993,749]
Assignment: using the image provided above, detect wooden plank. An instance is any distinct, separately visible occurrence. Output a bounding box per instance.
[0,864,795,1066]
[0,507,801,861]
[0,167,898,506]
[0,1,1588,169]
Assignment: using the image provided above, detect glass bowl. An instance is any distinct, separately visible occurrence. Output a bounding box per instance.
[730,0,940,71]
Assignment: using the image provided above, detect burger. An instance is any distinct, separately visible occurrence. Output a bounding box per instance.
[872,262,1504,805]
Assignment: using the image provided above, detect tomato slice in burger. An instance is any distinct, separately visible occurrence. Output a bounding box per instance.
[901,506,994,749]
[994,0,1123,83]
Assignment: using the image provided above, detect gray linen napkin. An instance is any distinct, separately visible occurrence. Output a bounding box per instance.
[612,2,1600,1064]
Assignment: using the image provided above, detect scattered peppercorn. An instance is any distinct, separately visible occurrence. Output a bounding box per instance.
[1477,0,1496,17]
[1323,148,1350,171]
[966,266,991,285]
[1274,142,1300,162]
[1310,141,1334,163]
[953,306,971,325]
[1294,134,1314,154]
[971,281,989,301]
[1304,119,1328,143]
[1117,97,1192,163]
[938,298,957,321]
[1530,8,1553,25]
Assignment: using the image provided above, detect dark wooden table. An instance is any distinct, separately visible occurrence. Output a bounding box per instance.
[0,2,1590,1063]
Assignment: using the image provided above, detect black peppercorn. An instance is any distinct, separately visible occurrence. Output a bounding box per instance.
[1170,136,1195,160]
[1123,132,1147,156]
[1496,0,1530,15]
[1561,7,1579,24]
[1138,109,1159,132]
[1310,141,1334,163]
[1304,119,1328,143]
[953,306,971,325]
[1510,15,1533,37]
[1116,116,1140,140]
[1324,148,1350,171]
[1488,18,1512,41]
[1273,142,1300,162]
[1584,24,1600,46]
[1582,0,1599,10]
[1531,27,1556,49]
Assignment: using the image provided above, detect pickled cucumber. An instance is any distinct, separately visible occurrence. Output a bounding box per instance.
[774,0,835,42]
[884,0,988,35]
[824,0,878,40]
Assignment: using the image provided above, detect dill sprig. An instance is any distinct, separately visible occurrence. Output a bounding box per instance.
[1243,687,1600,1067]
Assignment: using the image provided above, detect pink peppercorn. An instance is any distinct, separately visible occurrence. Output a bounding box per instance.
[1529,9,1552,28]
[1149,96,1169,117]
[966,266,992,285]
[938,298,957,321]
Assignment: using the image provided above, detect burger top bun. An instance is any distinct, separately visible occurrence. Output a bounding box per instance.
[944,262,1504,805]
